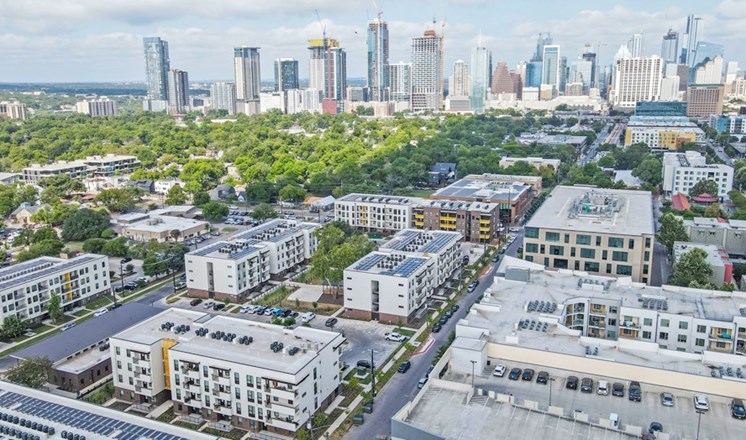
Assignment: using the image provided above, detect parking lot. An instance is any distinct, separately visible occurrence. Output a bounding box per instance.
[467,359,746,439]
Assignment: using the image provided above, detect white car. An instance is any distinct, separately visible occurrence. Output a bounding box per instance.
[300,312,316,323]
[384,332,408,342]
[493,364,507,377]
[693,395,710,412]
[202,301,215,309]
[240,305,255,314]
[509,227,521,233]
[93,307,109,317]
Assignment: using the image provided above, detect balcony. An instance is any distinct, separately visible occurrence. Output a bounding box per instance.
[269,417,298,432]
[269,387,296,401]
[709,330,734,341]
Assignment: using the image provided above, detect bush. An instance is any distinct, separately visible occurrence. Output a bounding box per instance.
[100,229,115,239]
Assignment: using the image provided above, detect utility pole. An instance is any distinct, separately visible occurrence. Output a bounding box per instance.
[370,348,376,397]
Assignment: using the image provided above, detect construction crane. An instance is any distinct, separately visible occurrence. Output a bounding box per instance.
[314,9,333,103]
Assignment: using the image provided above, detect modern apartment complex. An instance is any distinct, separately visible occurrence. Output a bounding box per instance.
[343,229,461,322]
[143,37,170,102]
[683,217,746,258]
[22,154,140,183]
[210,81,237,115]
[662,151,733,198]
[167,69,190,114]
[110,308,345,435]
[673,242,733,287]
[624,116,705,150]
[334,193,423,233]
[234,47,262,116]
[413,200,499,243]
[367,17,389,102]
[75,98,118,117]
[410,29,444,111]
[499,156,561,171]
[710,114,746,134]
[0,254,110,326]
[0,101,28,120]
[185,220,319,301]
[523,186,655,284]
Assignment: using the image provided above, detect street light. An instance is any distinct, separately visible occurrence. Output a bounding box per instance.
[548,377,556,407]
[470,360,477,389]
[696,409,705,440]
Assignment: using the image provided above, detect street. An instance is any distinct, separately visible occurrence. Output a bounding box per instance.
[579,123,612,166]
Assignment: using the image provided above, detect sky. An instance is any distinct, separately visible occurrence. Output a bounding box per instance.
[1,0,745,83]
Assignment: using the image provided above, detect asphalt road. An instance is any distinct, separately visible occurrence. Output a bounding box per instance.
[579,123,612,166]
[346,257,504,440]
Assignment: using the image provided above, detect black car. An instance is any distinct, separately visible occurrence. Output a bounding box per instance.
[491,254,500,263]
[432,323,442,333]
[438,316,448,326]
[357,360,373,369]
[282,309,292,318]
[612,382,625,397]
[508,368,522,380]
[566,376,579,390]
[536,371,549,384]
[580,377,593,393]
[521,369,535,381]
[110,303,122,310]
[628,381,641,402]
[649,422,663,433]
[190,299,202,306]
[450,304,460,313]
[121,257,132,263]
[213,303,226,311]
[397,360,411,373]
[445,310,452,319]
[732,399,746,419]
[462,255,470,264]
[325,317,338,327]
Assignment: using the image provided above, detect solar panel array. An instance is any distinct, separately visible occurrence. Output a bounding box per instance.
[190,241,226,257]
[0,258,56,280]
[354,253,387,271]
[0,391,189,440]
[0,256,98,291]
[419,233,457,254]
[382,257,428,277]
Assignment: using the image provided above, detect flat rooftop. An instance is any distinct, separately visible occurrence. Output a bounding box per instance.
[382,229,461,254]
[336,193,423,206]
[432,178,531,202]
[628,116,700,128]
[685,217,746,230]
[463,173,543,185]
[525,186,654,236]
[673,241,730,267]
[536,134,588,146]
[232,218,319,243]
[83,154,138,163]
[113,308,344,375]
[189,239,267,261]
[349,252,430,277]
[416,199,499,213]
[0,254,103,292]
[123,216,207,233]
[23,160,89,171]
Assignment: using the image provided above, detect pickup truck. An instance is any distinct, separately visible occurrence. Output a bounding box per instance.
[384,332,408,342]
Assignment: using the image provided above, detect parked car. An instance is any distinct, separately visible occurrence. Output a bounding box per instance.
[450,304,460,313]
[649,422,663,433]
[467,280,479,292]
[60,323,76,332]
[693,395,710,412]
[417,376,429,389]
[536,371,549,384]
[213,303,226,311]
[566,376,578,390]
[300,312,316,323]
[398,361,411,373]
[438,316,448,326]
[357,360,373,370]
[254,306,266,315]
[508,368,522,380]
[432,323,442,333]
[202,301,215,309]
[660,392,674,407]
[612,382,625,397]
[521,369,535,381]
[493,364,507,377]
[580,377,593,393]
[491,254,500,263]
[731,398,746,419]
[109,303,122,310]
[325,317,338,327]
[384,332,408,342]
[121,257,132,263]
[462,255,470,264]
[189,298,202,307]
[628,381,642,402]
[240,305,254,314]
[597,380,609,396]
[93,308,108,318]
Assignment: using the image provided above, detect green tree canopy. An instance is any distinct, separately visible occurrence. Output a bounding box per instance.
[165,184,187,206]
[689,179,719,197]
[5,357,52,389]
[95,187,141,212]
[192,191,211,207]
[31,227,58,243]
[668,247,714,287]
[39,174,85,203]
[632,157,663,186]
[61,208,111,241]
[179,159,226,191]
[82,237,108,254]
[47,293,63,323]
[309,225,376,297]
[202,201,229,221]
[252,203,279,221]
[15,239,65,262]
[2,315,26,339]
[278,184,307,203]
[656,213,689,253]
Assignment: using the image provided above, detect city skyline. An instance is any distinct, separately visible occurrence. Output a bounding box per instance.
[1,0,745,83]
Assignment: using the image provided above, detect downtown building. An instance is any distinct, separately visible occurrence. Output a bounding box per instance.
[610,56,663,109]
[410,29,444,112]
[343,229,461,323]
[274,58,299,92]
[308,38,347,113]
[662,151,733,198]
[470,45,491,113]
[523,186,655,285]
[143,37,170,110]
[167,69,190,114]
[388,62,412,103]
[624,115,705,151]
[367,17,389,102]
[234,47,261,116]
[210,81,237,115]
[110,308,344,435]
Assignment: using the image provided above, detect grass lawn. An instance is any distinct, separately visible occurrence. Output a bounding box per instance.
[221,227,237,233]
[30,324,54,334]
[64,241,85,252]
[85,296,115,310]
[72,309,90,317]
[255,286,294,307]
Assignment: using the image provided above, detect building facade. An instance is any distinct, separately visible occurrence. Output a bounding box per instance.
[0,254,111,326]
[673,242,733,287]
[273,58,299,92]
[210,81,237,115]
[411,29,444,112]
[610,56,663,109]
[75,98,117,117]
[662,151,733,198]
[624,116,705,150]
[367,18,389,102]
[499,156,561,171]
[308,38,347,104]
[167,69,190,114]
[413,200,499,243]
[448,60,470,98]
[388,62,412,103]
[470,46,491,113]
[687,85,724,117]
[143,37,170,101]
[110,308,344,435]
[0,101,28,120]
[710,114,746,134]
[523,186,655,284]
[684,217,746,258]
[234,47,261,116]
[334,194,422,233]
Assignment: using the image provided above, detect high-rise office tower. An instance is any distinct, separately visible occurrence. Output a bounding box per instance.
[143,37,170,101]
[274,58,299,92]
[367,17,389,101]
[687,85,724,117]
[210,81,237,115]
[691,42,724,68]
[234,47,261,115]
[308,38,347,102]
[491,62,514,94]
[167,69,189,114]
[470,46,491,113]
[559,56,568,93]
[581,44,598,89]
[627,33,644,58]
[525,61,542,88]
[611,56,663,108]
[388,62,412,102]
[533,33,553,62]
[681,14,700,66]
[449,60,470,97]
[541,45,560,90]
[725,62,740,84]
[410,29,444,111]
[661,29,679,65]
[570,59,593,93]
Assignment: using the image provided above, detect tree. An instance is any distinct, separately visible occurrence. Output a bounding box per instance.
[632,157,663,186]
[703,203,724,218]
[61,208,111,241]
[202,201,229,221]
[2,315,26,339]
[82,238,107,253]
[47,293,63,323]
[165,184,187,206]
[668,248,714,287]
[31,227,58,243]
[252,203,279,221]
[142,255,167,277]
[101,237,129,257]
[39,174,85,203]
[95,187,141,212]
[278,184,307,204]
[689,179,719,198]
[12,228,33,247]
[193,191,211,207]
[179,159,226,191]
[15,239,65,262]
[310,226,376,297]
[656,213,689,253]
[30,203,78,226]
[5,357,52,389]
[170,229,181,242]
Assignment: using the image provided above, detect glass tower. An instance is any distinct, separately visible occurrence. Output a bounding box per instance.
[143,37,170,101]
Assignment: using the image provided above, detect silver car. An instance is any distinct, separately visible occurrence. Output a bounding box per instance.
[660,392,674,407]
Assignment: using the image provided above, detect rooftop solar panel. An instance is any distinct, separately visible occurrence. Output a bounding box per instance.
[354,253,387,271]
[0,256,98,291]
[382,257,428,277]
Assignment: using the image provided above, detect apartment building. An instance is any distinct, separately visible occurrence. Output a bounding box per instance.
[75,98,118,117]
[22,155,140,183]
[334,194,423,233]
[110,308,344,435]
[662,151,733,198]
[684,217,746,258]
[0,254,110,326]
[710,114,746,134]
[84,155,140,176]
[673,242,733,287]
[499,156,561,171]
[185,220,318,300]
[687,85,724,118]
[343,229,461,323]
[624,116,705,151]
[0,101,27,120]
[413,199,500,243]
[523,186,655,284]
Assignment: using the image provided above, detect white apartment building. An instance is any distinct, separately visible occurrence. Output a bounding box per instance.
[610,56,663,109]
[334,193,423,233]
[185,220,319,301]
[624,116,705,150]
[684,217,746,258]
[343,229,461,323]
[110,308,345,435]
[663,151,733,198]
[0,101,28,120]
[0,254,110,326]
[22,154,140,183]
[499,156,561,171]
[83,154,140,176]
[75,98,118,117]
[154,178,185,195]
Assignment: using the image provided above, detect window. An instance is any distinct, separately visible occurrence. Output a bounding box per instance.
[611,251,628,262]
[645,237,651,248]
[696,338,705,347]
[525,228,539,238]
[642,331,651,339]
[660,319,670,328]
[564,234,570,244]
[545,232,560,242]
[679,322,688,330]
[596,236,602,246]
[602,250,608,260]
[606,264,612,273]
[576,235,591,245]
[525,243,539,253]
[580,248,595,259]
[616,265,632,276]
[659,332,669,340]
[570,247,576,257]
[643,318,653,326]
[234,372,240,385]
[628,239,635,249]
[608,237,624,248]
[584,262,599,272]
[549,245,564,256]
[644,251,650,261]
[678,335,687,343]
[696,325,706,333]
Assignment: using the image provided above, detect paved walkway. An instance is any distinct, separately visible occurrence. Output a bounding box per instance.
[286,283,324,302]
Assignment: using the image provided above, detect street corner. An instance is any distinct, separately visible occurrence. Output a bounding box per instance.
[412,336,435,356]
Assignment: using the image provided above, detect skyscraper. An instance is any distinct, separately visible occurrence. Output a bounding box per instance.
[308,38,347,102]
[661,29,679,65]
[681,14,700,66]
[143,37,170,101]
[388,62,412,103]
[210,81,237,115]
[367,17,389,102]
[541,45,560,91]
[691,42,725,68]
[274,58,299,92]
[611,56,663,108]
[627,33,644,58]
[581,44,598,89]
[525,61,542,88]
[491,62,514,95]
[470,46,491,113]
[533,33,553,62]
[410,29,444,112]
[449,60,470,97]
[167,69,189,114]
[234,47,261,115]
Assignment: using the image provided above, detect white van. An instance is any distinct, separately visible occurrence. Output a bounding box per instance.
[609,413,620,429]
[597,380,609,395]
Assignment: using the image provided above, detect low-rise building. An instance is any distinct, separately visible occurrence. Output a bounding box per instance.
[110,308,345,435]
[413,199,499,243]
[624,116,705,151]
[84,155,139,176]
[0,254,111,326]
[121,216,209,243]
[684,217,746,258]
[0,172,20,185]
[499,156,561,171]
[673,242,733,287]
[710,114,746,134]
[22,155,140,183]
[334,193,423,234]
[154,178,185,195]
[185,219,318,300]
[523,186,655,284]
[343,229,461,323]
[8,203,48,225]
[662,151,734,198]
